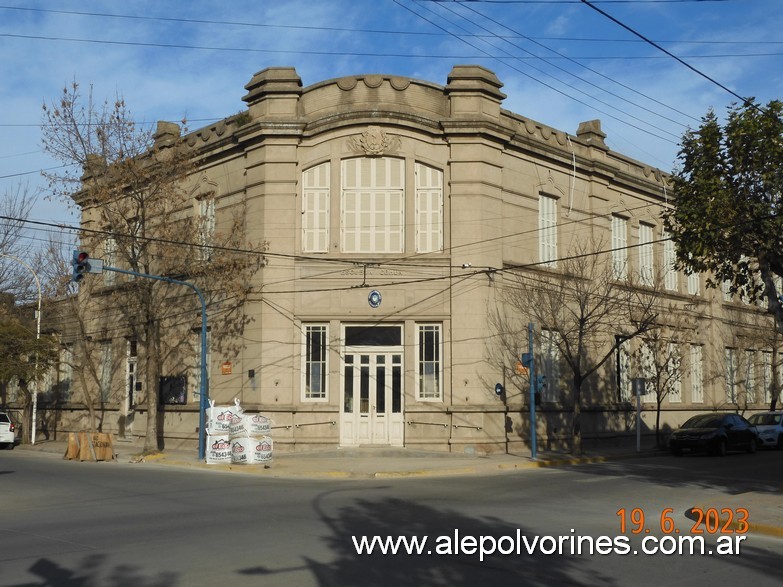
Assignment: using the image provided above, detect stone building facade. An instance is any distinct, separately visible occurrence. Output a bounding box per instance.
[28,65,779,453]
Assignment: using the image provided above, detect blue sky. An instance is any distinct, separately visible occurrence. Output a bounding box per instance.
[1,0,781,249]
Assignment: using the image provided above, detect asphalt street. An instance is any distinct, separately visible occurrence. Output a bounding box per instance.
[1,447,781,586]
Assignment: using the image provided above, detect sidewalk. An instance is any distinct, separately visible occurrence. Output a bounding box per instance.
[13,438,783,539]
[17,437,642,479]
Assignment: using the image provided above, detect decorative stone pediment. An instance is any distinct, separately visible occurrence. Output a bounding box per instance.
[348,126,401,156]
[190,172,218,200]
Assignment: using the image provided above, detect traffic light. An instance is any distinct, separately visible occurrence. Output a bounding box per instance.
[71,250,91,282]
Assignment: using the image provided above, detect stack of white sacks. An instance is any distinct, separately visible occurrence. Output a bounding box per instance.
[205,398,273,465]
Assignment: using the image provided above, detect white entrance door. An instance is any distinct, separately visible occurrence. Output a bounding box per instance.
[340,351,403,446]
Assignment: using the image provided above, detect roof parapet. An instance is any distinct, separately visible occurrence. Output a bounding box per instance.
[242,66,303,119]
[576,119,608,151]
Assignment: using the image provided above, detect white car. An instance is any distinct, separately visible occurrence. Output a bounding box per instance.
[747,412,783,449]
[0,411,16,449]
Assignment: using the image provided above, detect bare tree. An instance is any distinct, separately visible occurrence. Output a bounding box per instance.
[498,238,659,454]
[633,306,699,448]
[41,83,264,453]
[0,183,38,302]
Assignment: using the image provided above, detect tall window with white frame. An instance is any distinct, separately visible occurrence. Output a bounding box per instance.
[611,215,628,281]
[639,341,657,403]
[725,347,737,403]
[745,350,756,403]
[198,196,216,261]
[103,236,116,286]
[302,162,330,253]
[539,329,560,402]
[414,163,443,254]
[342,157,404,254]
[662,228,678,291]
[687,270,700,296]
[58,344,73,402]
[690,344,703,403]
[617,337,632,402]
[539,194,558,267]
[126,340,138,407]
[417,324,442,400]
[100,341,112,403]
[303,324,328,401]
[666,342,682,403]
[638,223,654,286]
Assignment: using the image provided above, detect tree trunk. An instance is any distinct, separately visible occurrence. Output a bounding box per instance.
[143,324,161,453]
[21,384,32,444]
[572,375,582,455]
[655,400,662,448]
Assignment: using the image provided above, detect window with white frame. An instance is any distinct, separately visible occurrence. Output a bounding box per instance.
[100,340,112,403]
[722,279,733,302]
[539,329,560,402]
[303,324,328,400]
[639,341,656,403]
[198,196,216,261]
[417,323,442,400]
[103,236,116,286]
[617,337,632,402]
[666,342,682,403]
[687,271,700,296]
[745,350,756,403]
[341,157,404,253]
[638,223,654,286]
[415,163,443,253]
[690,345,703,403]
[539,195,558,267]
[59,344,73,402]
[302,162,330,253]
[762,350,773,404]
[611,215,628,280]
[662,229,677,291]
[126,340,138,407]
[725,347,737,403]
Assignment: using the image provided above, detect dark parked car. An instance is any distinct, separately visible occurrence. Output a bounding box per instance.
[669,413,759,456]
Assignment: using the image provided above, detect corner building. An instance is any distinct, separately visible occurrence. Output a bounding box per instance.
[63,65,774,454]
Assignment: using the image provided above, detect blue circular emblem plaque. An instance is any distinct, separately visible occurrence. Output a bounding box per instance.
[368,290,382,308]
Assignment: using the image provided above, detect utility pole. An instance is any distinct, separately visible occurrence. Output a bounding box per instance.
[72,252,210,460]
[520,322,537,460]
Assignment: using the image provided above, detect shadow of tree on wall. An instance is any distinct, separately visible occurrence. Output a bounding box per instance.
[19,554,177,587]
[241,494,616,586]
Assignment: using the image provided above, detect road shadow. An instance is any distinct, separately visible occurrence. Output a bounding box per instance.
[14,554,178,587]
[556,450,783,495]
[241,491,617,586]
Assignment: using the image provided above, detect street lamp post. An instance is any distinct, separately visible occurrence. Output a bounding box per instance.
[1,254,42,446]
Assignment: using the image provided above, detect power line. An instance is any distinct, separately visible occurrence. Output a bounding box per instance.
[446,0,699,125]
[578,0,753,106]
[394,0,679,143]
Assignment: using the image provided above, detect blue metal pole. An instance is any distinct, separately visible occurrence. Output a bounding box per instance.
[528,322,537,460]
[102,266,209,460]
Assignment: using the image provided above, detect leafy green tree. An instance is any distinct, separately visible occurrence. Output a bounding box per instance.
[664,100,783,333]
[0,312,58,443]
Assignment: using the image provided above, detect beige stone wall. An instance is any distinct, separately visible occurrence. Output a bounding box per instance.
[39,65,778,453]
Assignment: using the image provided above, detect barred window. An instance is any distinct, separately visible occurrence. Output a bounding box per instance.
[303,324,328,400]
[417,324,442,400]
